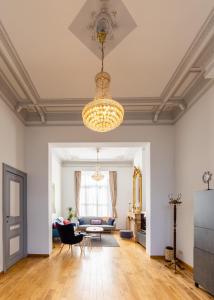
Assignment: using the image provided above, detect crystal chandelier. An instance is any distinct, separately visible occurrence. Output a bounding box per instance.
[82,29,124,132]
[91,148,104,181]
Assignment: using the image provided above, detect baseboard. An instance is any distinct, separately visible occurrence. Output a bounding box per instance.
[28,254,49,258]
[178,258,193,271]
[150,256,193,271]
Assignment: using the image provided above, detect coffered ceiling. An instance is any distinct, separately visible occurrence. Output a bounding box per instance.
[0,0,214,126]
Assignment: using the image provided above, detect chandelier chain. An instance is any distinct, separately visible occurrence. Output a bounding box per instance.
[101,40,104,97]
[101,40,104,72]
[82,27,124,132]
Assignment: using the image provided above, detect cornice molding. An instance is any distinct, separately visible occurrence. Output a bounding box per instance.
[0,9,214,126]
[62,161,133,167]
[153,8,214,122]
[173,78,214,124]
[0,21,45,122]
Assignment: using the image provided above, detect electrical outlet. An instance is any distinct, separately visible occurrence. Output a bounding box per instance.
[178,250,183,256]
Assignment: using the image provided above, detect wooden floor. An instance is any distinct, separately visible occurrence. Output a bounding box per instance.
[0,234,213,300]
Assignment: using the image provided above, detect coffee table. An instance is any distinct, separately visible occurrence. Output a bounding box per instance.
[86,227,104,240]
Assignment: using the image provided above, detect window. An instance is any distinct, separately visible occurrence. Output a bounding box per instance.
[79,171,112,217]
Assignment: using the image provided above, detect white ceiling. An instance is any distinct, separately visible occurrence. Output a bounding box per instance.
[53,147,142,162]
[0,0,213,99]
[0,0,214,125]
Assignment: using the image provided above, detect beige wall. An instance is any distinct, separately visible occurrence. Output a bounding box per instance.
[0,99,25,272]
[25,126,175,257]
[175,84,214,266]
[0,80,213,270]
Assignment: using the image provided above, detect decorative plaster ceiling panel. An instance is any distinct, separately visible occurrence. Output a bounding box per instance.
[0,0,213,99]
[0,1,214,125]
[205,61,214,78]
[124,105,156,112]
[26,107,36,113]
[44,106,80,113]
[173,72,200,97]
[0,56,27,100]
[69,0,137,59]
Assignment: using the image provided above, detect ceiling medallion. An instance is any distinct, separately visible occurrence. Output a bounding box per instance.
[91,148,104,181]
[69,0,137,59]
[88,4,117,43]
[82,18,124,132]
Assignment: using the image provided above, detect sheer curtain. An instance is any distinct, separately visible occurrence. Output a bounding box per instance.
[79,171,112,217]
[74,171,81,216]
[109,171,117,218]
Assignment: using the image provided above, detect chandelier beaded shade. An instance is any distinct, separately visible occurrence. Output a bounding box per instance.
[82,30,124,132]
[91,168,104,181]
[91,148,104,181]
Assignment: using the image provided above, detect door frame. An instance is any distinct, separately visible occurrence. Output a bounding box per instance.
[2,163,27,272]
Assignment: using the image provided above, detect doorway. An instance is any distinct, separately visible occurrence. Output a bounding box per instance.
[49,142,151,255]
[2,164,27,272]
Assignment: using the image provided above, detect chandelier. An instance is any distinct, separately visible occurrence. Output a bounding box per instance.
[82,29,124,132]
[91,148,104,181]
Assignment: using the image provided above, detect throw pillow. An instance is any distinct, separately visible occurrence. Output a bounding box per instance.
[63,219,71,225]
[107,218,115,226]
[78,218,85,225]
[55,217,64,225]
[91,219,102,225]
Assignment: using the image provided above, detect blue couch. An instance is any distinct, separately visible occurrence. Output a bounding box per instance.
[77,216,116,232]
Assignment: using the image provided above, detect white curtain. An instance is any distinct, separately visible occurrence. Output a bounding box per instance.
[109,171,117,218]
[79,171,112,217]
[75,171,81,216]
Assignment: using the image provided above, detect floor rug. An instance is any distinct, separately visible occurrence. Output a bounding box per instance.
[88,234,120,247]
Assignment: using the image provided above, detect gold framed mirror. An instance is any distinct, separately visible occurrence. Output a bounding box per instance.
[133,166,142,213]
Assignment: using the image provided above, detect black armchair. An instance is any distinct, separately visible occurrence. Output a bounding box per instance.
[56,223,84,254]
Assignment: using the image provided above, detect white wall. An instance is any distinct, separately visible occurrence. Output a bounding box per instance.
[51,154,62,218]
[1,81,213,266]
[25,125,175,256]
[0,99,25,272]
[175,85,214,266]
[61,164,132,229]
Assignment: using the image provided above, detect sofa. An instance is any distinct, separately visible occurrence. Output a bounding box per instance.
[77,216,116,232]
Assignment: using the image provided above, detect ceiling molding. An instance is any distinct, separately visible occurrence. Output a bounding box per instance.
[62,161,133,167]
[0,8,214,126]
[25,118,173,127]
[0,21,45,123]
[17,97,184,114]
[0,88,25,124]
[153,8,214,122]
[173,78,214,124]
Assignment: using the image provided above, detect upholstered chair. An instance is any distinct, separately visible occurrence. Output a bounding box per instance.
[56,223,84,254]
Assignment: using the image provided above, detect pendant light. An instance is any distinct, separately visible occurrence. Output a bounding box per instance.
[82,30,124,132]
[91,148,104,181]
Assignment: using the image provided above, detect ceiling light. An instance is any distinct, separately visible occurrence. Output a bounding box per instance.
[82,27,124,132]
[91,148,104,181]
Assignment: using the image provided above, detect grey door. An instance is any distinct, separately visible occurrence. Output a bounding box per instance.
[3,164,27,271]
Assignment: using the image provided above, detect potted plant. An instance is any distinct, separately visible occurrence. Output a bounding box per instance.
[67,207,76,221]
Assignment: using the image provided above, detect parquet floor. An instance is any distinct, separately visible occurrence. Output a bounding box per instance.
[0,234,213,300]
